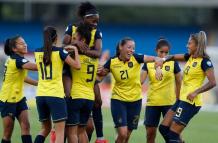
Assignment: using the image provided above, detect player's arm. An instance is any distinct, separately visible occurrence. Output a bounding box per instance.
[187,59,216,102]
[83,38,102,58]
[22,62,38,71]
[165,53,190,62]
[140,63,148,85]
[24,77,38,86]
[64,45,81,70]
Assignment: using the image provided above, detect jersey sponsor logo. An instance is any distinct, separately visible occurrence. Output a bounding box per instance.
[128,62,133,68]
[207,61,212,67]
[165,66,170,71]
[192,62,197,67]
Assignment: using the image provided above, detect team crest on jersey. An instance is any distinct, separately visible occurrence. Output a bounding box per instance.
[165,66,170,71]
[192,62,197,67]
[128,62,133,68]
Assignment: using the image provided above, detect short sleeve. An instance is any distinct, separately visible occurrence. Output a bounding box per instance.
[104,58,111,70]
[201,58,214,72]
[64,24,72,36]
[16,57,29,69]
[174,61,181,74]
[184,53,190,61]
[133,53,144,64]
[59,48,69,61]
[142,63,148,72]
[95,29,102,40]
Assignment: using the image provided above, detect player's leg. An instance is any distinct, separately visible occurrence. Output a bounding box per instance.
[0,102,16,143]
[144,106,161,143]
[50,97,67,143]
[167,101,201,143]
[78,99,94,143]
[34,97,52,143]
[16,97,32,143]
[86,117,94,141]
[126,99,142,143]
[159,100,180,143]
[111,99,128,143]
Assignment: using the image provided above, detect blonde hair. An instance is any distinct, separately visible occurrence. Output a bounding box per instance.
[190,31,210,58]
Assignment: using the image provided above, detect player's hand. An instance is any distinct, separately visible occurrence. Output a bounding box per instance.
[154,57,164,68]
[72,40,88,54]
[64,45,77,52]
[155,66,163,81]
[187,92,197,102]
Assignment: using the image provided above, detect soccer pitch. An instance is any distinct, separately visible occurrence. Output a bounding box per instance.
[0,100,218,143]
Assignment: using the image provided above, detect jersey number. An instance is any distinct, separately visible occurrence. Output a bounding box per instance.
[120,70,128,80]
[175,107,183,117]
[39,62,52,80]
[86,65,95,82]
[3,66,7,81]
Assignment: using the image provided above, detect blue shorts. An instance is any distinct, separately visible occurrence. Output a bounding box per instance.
[36,96,67,122]
[171,100,180,112]
[173,100,201,126]
[144,105,171,127]
[111,99,142,130]
[0,97,28,120]
[66,98,94,126]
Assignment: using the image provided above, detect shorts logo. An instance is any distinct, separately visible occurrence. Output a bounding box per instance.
[118,117,122,123]
[192,62,197,67]
[165,66,170,71]
[22,59,28,63]
[128,62,133,68]
[8,113,14,117]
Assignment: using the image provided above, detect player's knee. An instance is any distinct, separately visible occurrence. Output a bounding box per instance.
[146,128,156,141]
[118,131,128,141]
[20,121,30,133]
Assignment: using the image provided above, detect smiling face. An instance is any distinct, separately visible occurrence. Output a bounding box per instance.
[187,37,197,55]
[12,37,28,56]
[119,40,135,61]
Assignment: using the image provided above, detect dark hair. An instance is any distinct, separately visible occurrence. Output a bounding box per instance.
[155,37,171,51]
[4,35,21,56]
[77,1,98,18]
[43,26,57,65]
[76,23,92,45]
[116,37,134,57]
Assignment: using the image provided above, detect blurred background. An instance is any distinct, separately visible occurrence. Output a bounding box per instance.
[0,0,218,142]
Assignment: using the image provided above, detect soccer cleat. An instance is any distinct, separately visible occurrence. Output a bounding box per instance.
[50,129,56,143]
[95,139,109,143]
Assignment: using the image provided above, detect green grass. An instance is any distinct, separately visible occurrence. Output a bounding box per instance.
[1,100,218,143]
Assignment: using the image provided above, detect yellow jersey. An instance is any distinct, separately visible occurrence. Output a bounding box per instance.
[0,54,29,103]
[142,61,181,106]
[104,54,144,102]
[35,47,68,98]
[180,54,213,106]
[70,55,98,100]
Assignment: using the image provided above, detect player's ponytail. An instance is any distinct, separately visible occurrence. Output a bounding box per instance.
[43,26,57,65]
[190,31,209,58]
[4,35,21,56]
[115,37,134,57]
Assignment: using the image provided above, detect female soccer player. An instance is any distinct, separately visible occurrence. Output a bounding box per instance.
[159,31,216,143]
[0,35,37,143]
[97,37,164,143]
[34,26,80,143]
[63,2,106,143]
[141,38,182,143]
